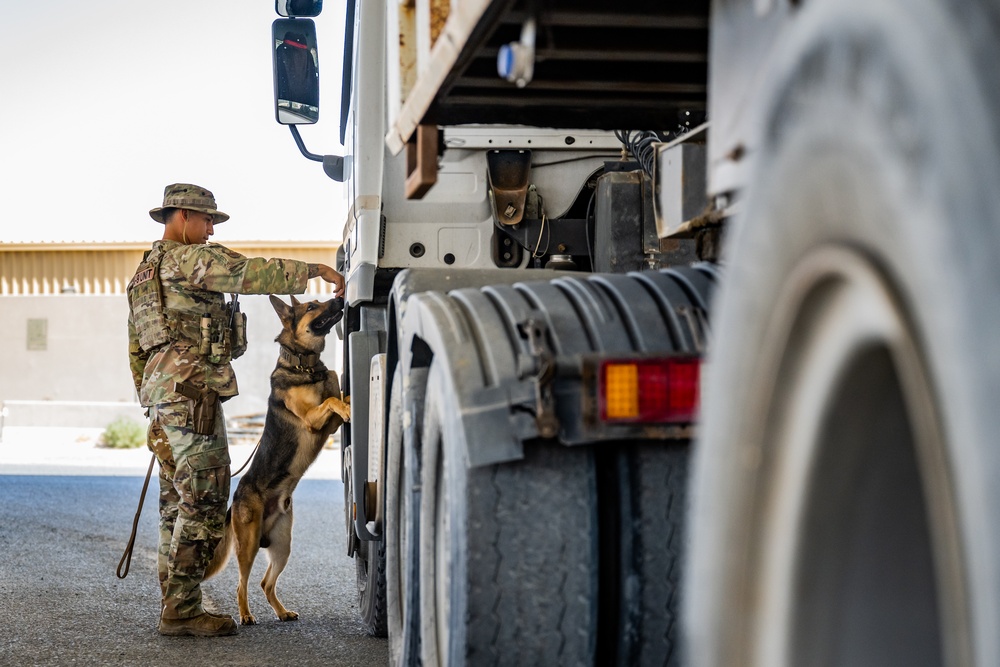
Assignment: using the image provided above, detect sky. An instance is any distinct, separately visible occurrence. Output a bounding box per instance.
[0,0,348,244]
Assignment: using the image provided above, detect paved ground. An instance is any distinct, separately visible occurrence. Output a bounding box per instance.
[0,427,386,666]
[0,426,341,479]
[0,475,387,666]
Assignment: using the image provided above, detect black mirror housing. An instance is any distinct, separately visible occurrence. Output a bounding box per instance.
[275,0,322,18]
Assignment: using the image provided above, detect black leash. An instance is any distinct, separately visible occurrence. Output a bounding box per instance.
[232,438,261,476]
[117,453,156,579]
[116,439,260,579]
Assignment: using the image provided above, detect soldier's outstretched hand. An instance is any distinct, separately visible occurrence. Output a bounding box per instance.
[308,263,345,297]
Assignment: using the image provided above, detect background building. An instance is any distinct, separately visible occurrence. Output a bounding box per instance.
[0,242,342,430]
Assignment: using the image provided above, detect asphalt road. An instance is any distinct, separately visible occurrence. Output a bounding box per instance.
[0,474,388,666]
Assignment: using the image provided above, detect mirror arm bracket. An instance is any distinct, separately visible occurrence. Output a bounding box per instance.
[289,124,322,161]
[288,125,344,182]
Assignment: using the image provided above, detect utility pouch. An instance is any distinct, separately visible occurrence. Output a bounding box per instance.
[209,333,228,365]
[231,309,248,359]
[225,296,247,360]
[173,382,219,436]
[199,314,212,356]
[204,314,232,365]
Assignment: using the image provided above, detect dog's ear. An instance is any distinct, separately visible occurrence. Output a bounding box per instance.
[289,295,301,307]
[269,294,292,321]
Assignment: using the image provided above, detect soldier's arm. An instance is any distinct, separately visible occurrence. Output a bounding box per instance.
[173,245,310,295]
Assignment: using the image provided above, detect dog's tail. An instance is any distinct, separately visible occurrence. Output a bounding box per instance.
[203,506,234,580]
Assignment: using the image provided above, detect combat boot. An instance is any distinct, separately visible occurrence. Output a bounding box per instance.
[158,611,238,637]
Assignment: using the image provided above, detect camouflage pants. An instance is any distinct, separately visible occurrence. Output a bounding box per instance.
[147,401,231,620]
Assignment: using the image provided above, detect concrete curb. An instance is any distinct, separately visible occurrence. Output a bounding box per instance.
[0,426,341,479]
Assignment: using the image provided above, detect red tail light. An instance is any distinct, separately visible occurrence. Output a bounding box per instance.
[598,358,700,424]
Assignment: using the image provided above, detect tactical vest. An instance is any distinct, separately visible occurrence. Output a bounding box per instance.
[128,246,248,362]
[127,247,170,352]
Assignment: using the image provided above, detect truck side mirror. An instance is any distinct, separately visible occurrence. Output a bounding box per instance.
[273,19,320,125]
[275,0,322,18]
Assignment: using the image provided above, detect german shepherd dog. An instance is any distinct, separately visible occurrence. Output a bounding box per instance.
[205,294,350,625]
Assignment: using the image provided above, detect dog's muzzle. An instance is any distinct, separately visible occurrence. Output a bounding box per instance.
[310,298,344,336]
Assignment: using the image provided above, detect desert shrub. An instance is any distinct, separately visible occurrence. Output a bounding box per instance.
[100,416,146,449]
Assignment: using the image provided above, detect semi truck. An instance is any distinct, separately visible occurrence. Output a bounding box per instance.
[268,1,999,665]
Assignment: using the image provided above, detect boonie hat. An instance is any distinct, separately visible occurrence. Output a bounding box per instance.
[149,183,230,224]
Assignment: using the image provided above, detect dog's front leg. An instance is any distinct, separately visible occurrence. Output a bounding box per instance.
[300,396,351,432]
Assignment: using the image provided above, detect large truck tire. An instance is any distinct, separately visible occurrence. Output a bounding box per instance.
[387,365,426,665]
[605,443,688,667]
[350,441,387,637]
[418,361,599,667]
[357,535,388,636]
[686,1,1000,666]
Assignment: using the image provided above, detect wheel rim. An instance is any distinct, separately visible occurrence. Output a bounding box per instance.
[748,245,968,667]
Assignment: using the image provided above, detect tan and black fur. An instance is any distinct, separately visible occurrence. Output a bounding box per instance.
[205,294,349,625]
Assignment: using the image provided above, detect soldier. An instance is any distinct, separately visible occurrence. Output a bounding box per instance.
[126,183,344,637]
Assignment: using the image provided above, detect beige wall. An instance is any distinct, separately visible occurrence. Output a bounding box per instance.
[0,242,341,295]
[0,241,344,428]
[0,293,343,428]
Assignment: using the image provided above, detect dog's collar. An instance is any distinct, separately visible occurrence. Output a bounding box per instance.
[279,346,320,370]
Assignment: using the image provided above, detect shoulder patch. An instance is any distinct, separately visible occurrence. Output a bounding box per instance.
[128,266,155,290]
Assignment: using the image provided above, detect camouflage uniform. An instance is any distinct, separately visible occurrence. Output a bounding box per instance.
[127,184,310,621]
